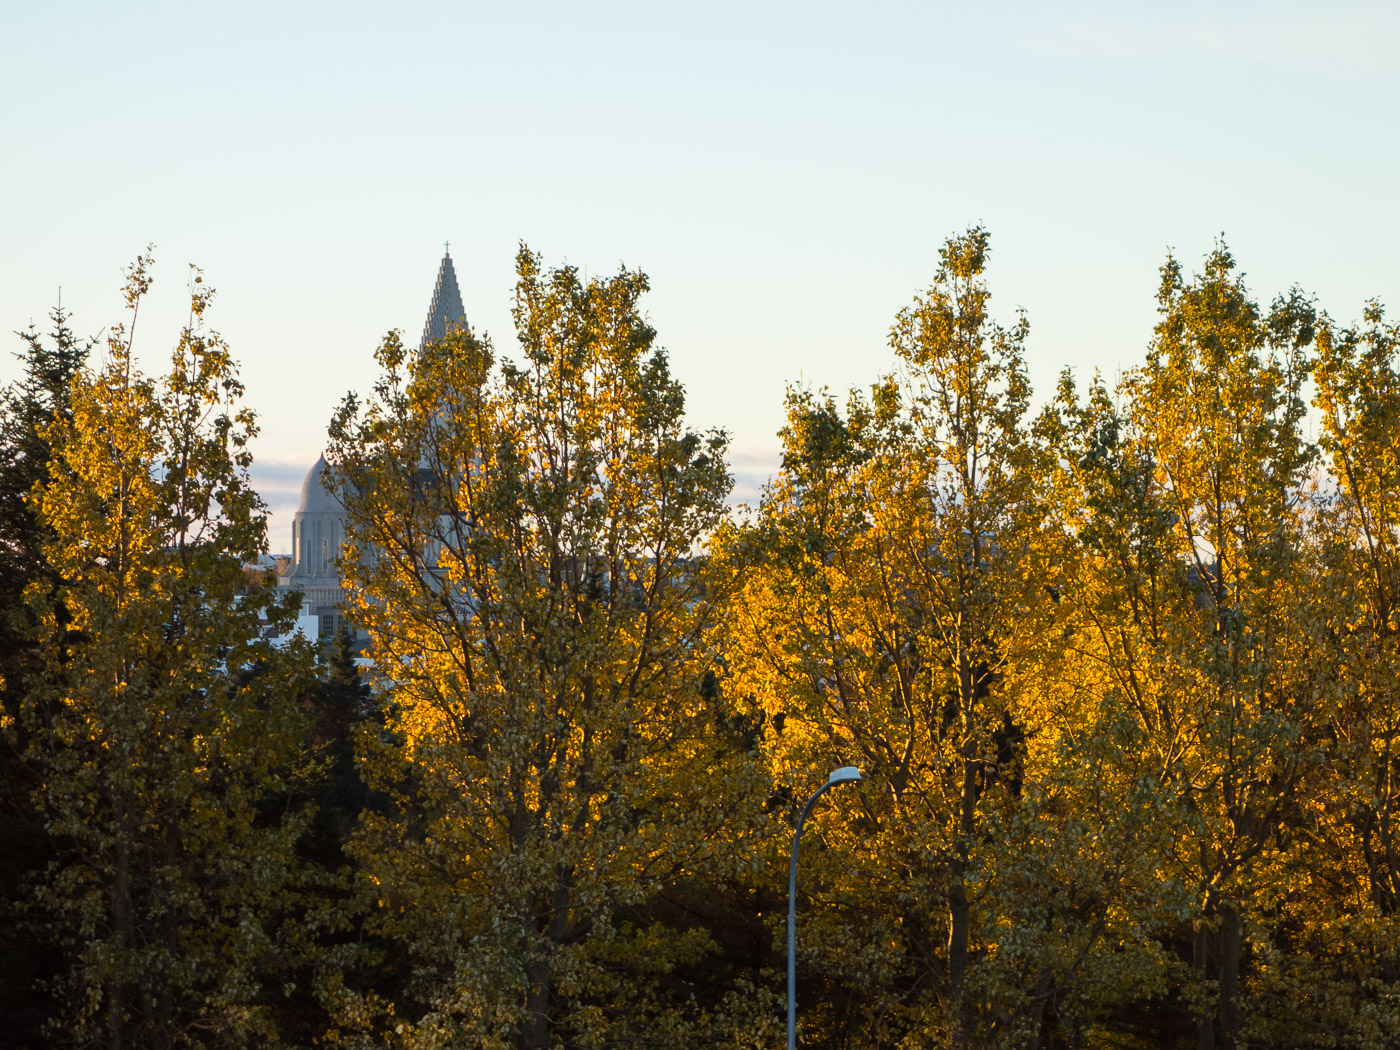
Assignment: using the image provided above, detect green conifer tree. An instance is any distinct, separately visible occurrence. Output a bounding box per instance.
[0,303,95,1046]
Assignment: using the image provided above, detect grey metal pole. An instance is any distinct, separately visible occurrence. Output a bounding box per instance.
[787,767,861,1050]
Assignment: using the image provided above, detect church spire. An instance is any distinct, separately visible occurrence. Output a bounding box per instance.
[420,246,467,350]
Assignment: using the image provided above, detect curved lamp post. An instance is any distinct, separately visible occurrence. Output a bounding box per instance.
[787,765,862,1050]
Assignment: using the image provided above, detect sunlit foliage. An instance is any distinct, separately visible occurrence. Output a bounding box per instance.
[324,246,772,1050]
[18,255,319,1048]
[4,233,1399,1050]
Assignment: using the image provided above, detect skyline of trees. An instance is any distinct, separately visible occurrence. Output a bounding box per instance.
[1,232,1397,1049]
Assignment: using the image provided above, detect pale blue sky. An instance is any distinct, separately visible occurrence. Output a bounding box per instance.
[3,1,1397,551]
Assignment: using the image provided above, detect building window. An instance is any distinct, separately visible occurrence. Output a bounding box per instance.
[322,538,328,574]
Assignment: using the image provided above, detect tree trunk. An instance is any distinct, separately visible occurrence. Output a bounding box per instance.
[948,650,978,1047]
[948,871,970,989]
[153,819,179,1050]
[1217,904,1242,1048]
[109,797,133,1050]
[520,869,575,1050]
[1194,920,1215,1050]
[522,958,552,1050]
[1027,967,1056,1050]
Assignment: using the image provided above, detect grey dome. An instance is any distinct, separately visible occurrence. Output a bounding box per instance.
[283,454,346,584]
[297,455,341,515]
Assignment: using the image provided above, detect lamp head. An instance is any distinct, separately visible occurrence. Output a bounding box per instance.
[827,765,862,786]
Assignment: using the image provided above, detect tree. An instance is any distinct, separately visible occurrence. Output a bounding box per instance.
[0,301,94,649]
[1107,244,1323,1048]
[324,246,771,1050]
[21,253,319,1048]
[0,303,96,1045]
[303,625,374,862]
[1038,370,1206,1044]
[717,230,1165,1047]
[1282,299,1400,1048]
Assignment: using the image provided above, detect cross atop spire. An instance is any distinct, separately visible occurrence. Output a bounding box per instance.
[421,246,467,351]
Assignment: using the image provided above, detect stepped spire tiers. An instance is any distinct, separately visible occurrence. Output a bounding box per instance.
[280,245,467,639]
[420,246,467,351]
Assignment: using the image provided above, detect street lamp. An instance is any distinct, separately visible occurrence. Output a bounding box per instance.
[787,765,862,1050]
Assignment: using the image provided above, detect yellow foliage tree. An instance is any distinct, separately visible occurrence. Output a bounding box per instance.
[325,247,772,1050]
[1121,247,1324,1049]
[22,253,317,1048]
[1281,300,1400,1047]
[1043,244,1340,1047]
[718,230,1171,1047]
